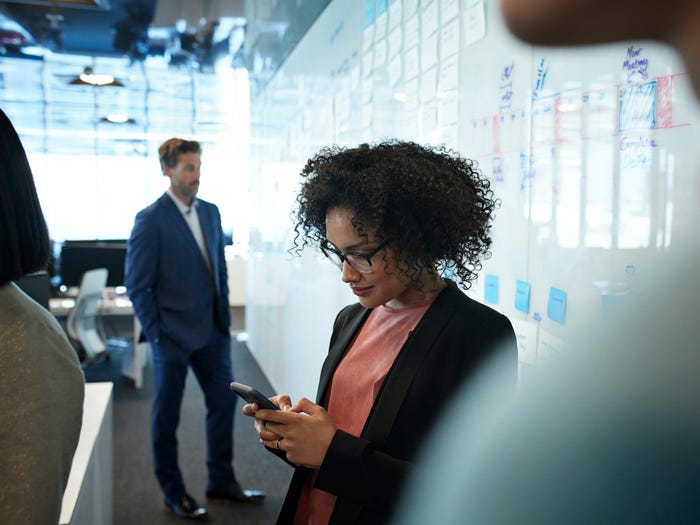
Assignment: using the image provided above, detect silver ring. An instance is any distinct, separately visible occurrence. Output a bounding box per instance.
[276,439,282,450]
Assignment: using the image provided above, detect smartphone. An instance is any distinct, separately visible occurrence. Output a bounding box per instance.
[230,381,279,410]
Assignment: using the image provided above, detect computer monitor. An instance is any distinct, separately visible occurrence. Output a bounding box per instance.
[57,240,127,288]
[15,271,51,310]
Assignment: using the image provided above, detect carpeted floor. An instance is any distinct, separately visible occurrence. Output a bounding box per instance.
[84,336,293,525]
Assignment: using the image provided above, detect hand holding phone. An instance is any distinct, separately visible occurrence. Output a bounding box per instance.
[230,381,279,411]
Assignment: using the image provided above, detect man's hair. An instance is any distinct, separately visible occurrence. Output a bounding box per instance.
[0,109,50,285]
[158,138,201,170]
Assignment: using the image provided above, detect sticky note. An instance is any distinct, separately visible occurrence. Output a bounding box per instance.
[484,274,499,304]
[514,280,531,313]
[364,0,376,27]
[547,287,567,324]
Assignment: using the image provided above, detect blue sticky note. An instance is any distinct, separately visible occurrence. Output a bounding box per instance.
[515,280,531,313]
[364,0,375,27]
[547,287,567,324]
[484,274,499,304]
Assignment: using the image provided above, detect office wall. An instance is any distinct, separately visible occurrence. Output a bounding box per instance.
[246,0,700,398]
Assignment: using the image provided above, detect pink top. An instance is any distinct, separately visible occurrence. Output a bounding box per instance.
[294,300,432,525]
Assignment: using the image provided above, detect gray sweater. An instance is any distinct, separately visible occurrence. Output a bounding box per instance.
[0,283,84,525]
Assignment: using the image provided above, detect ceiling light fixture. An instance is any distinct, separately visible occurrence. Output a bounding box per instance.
[69,66,124,87]
[100,114,135,124]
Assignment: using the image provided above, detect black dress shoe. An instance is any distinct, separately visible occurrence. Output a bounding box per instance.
[206,482,266,504]
[164,493,210,521]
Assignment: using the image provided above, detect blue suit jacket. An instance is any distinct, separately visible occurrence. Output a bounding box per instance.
[125,193,230,351]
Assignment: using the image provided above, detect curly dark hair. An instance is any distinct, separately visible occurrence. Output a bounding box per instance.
[292,140,498,290]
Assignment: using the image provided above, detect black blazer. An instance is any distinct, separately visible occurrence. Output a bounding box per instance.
[276,280,517,525]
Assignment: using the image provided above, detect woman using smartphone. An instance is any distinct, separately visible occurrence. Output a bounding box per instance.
[243,140,518,525]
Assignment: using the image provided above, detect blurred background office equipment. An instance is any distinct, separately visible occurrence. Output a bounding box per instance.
[51,240,135,367]
[14,270,51,310]
[56,240,127,290]
[66,266,109,363]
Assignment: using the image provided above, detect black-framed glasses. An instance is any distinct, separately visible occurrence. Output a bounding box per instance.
[320,240,389,273]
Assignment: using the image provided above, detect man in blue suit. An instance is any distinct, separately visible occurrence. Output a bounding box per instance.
[125,138,264,521]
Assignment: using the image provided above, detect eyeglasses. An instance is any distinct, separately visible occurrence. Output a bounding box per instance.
[320,240,389,273]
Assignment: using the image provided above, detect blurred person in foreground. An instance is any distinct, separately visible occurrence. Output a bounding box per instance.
[392,1,700,523]
[0,108,85,525]
[125,138,264,522]
[242,141,518,524]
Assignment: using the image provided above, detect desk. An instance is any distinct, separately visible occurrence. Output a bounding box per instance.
[49,257,248,387]
[60,382,113,525]
[49,296,134,317]
[50,297,147,388]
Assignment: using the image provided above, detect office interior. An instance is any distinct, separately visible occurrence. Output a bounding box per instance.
[4,0,700,523]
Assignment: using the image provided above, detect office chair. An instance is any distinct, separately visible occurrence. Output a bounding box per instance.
[66,267,109,363]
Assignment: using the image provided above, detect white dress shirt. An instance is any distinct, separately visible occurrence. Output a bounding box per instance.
[166,188,212,273]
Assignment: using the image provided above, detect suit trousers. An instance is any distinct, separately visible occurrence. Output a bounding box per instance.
[151,331,237,499]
